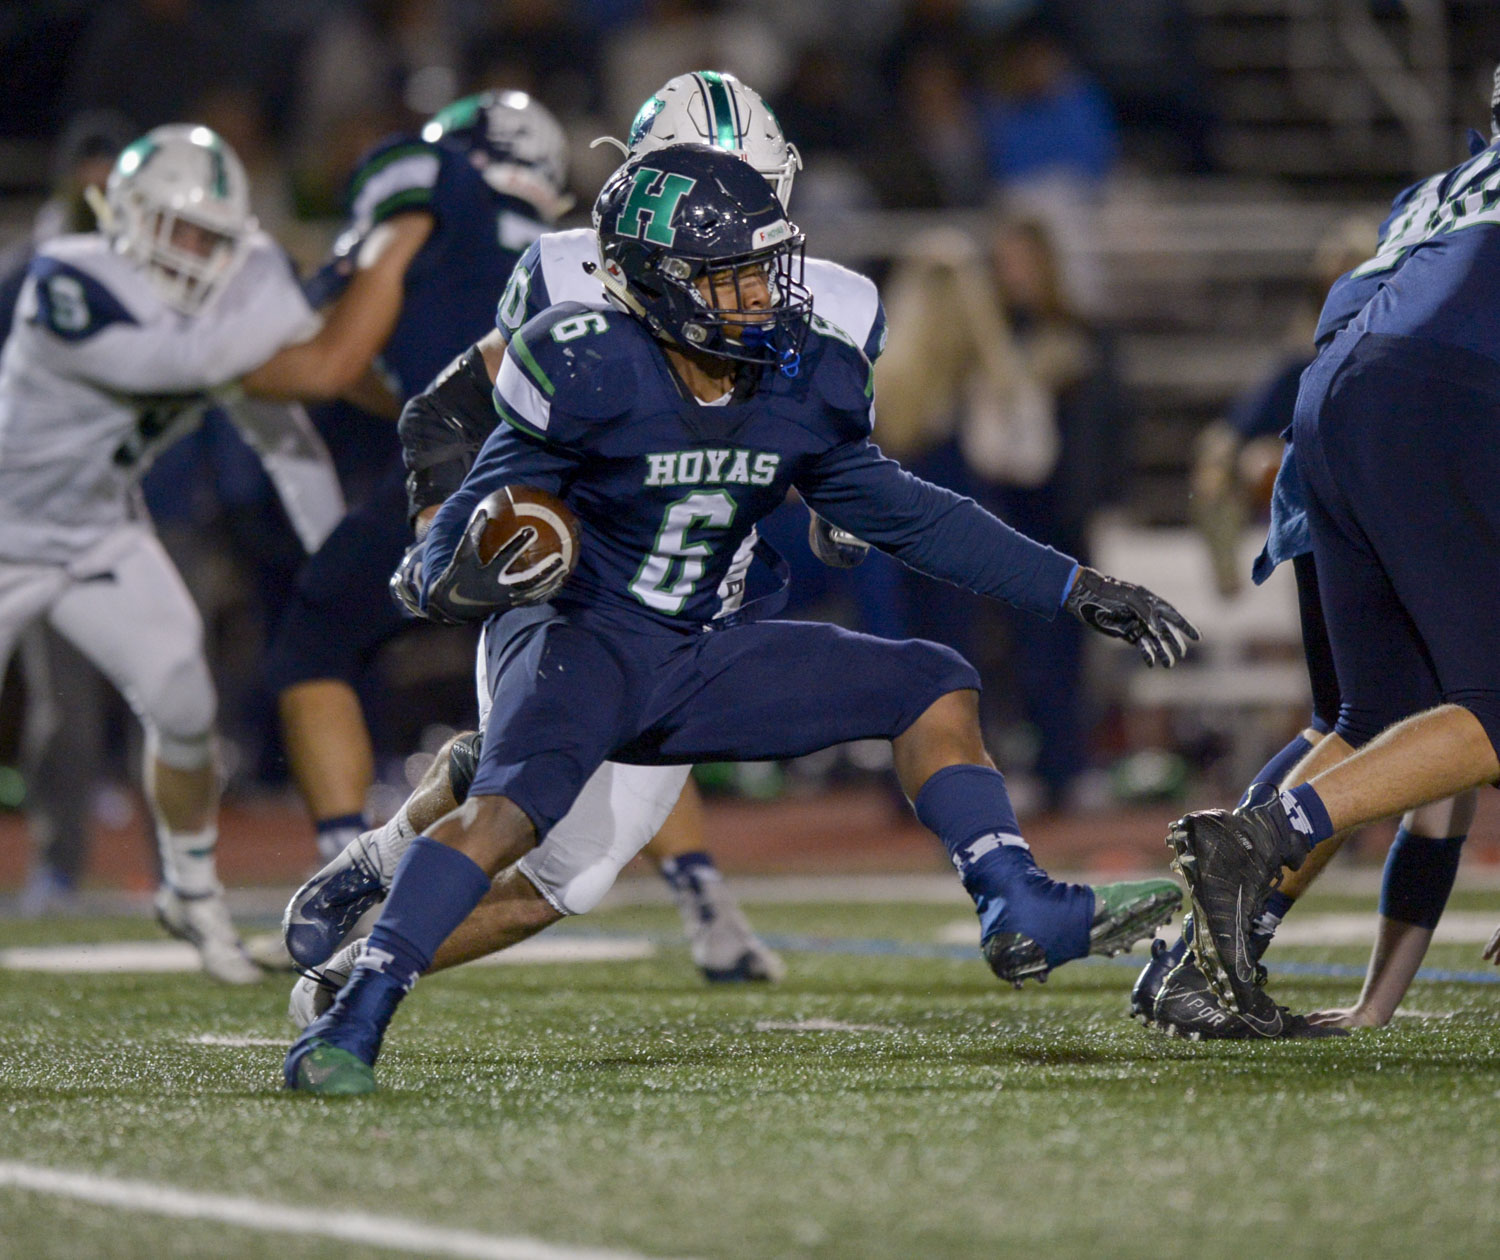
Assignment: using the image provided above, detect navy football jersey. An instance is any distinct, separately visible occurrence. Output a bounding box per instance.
[331,136,548,398]
[422,304,1076,630]
[1316,139,1500,355]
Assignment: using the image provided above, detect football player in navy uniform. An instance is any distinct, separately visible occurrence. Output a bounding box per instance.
[285,72,867,991]
[1135,171,1491,1038]
[246,90,574,879]
[1164,74,1500,1036]
[284,144,1198,1094]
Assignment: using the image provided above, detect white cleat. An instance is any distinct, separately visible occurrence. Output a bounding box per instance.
[287,938,362,1030]
[153,886,262,985]
[674,877,785,984]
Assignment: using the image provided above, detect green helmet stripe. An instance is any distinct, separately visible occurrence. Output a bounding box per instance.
[426,94,483,137]
[699,71,739,151]
[208,146,228,199]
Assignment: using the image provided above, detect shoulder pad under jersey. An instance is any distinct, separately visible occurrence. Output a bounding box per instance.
[346,136,443,229]
[804,257,887,362]
[806,316,875,439]
[494,302,638,440]
[494,228,606,337]
[25,246,139,342]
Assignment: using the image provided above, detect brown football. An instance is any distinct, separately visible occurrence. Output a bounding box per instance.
[472,485,581,577]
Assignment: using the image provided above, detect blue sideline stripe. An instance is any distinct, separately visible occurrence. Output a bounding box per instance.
[574,929,1500,986]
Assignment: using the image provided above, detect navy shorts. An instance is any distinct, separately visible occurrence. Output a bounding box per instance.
[1293,333,1500,750]
[264,464,413,692]
[468,605,980,834]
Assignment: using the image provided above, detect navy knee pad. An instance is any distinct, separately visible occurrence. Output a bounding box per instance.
[1379,828,1464,930]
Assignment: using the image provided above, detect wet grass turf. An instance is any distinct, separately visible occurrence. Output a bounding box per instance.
[2,894,1499,1260]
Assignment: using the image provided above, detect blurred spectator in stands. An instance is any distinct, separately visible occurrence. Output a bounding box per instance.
[603,0,788,130]
[289,0,461,216]
[975,20,1117,309]
[0,112,133,913]
[876,218,1134,813]
[1050,0,1218,173]
[867,42,988,209]
[60,0,255,134]
[977,19,1118,193]
[1191,216,1379,596]
[465,0,606,118]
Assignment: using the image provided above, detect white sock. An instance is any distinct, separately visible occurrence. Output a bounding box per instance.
[159,824,220,897]
[364,802,419,883]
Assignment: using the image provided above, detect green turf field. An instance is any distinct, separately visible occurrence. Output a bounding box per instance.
[2,889,1499,1260]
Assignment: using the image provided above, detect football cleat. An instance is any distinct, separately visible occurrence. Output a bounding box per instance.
[1167,783,1311,1014]
[288,939,361,1030]
[1145,952,1347,1040]
[284,1038,375,1096]
[153,886,262,985]
[282,836,389,968]
[283,966,406,1094]
[1129,935,1187,1024]
[670,871,785,983]
[984,878,1183,987]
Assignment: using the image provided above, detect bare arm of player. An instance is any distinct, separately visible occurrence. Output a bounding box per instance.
[240,211,435,403]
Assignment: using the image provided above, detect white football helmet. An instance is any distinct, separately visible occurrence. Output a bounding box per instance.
[102,124,253,315]
[422,90,575,222]
[596,70,802,208]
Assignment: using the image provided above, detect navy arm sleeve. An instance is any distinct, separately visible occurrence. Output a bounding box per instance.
[796,439,1078,620]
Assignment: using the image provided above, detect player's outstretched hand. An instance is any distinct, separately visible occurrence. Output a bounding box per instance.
[1483,922,1500,965]
[1063,567,1200,668]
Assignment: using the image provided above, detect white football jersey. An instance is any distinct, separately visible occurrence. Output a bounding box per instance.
[497,226,888,363]
[0,231,321,564]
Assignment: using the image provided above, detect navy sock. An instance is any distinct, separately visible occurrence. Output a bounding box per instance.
[315,812,368,862]
[1248,888,1295,960]
[914,764,1093,966]
[1279,782,1335,845]
[1238,735,1315,808]
[1379,828,1465,930]
[660,851,718,892]
[358,837,494,991]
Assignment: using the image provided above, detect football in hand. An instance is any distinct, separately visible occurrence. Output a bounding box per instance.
[472,485,581,578]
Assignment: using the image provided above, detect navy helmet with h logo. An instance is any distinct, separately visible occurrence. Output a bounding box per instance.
[592,143,811,376]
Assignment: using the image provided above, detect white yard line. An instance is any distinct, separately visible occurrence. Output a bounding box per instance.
[0,936,654,974]
[0,1162,692,1260]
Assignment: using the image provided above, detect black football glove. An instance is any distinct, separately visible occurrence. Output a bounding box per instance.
[808,512,870,568]
[1063,566,1200,668]
[390,540,456,623]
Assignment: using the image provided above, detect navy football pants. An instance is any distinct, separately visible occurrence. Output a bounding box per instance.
[1294,333,1500,752]
[264,464,412,691]
[468,605,980,834]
